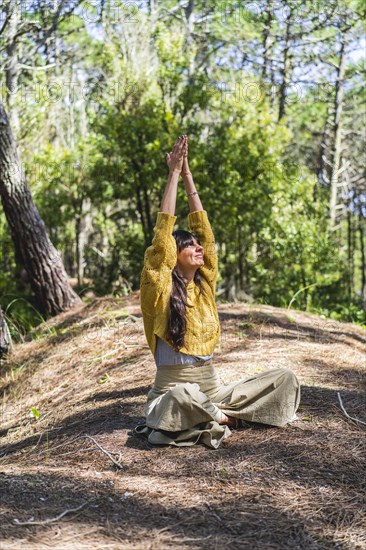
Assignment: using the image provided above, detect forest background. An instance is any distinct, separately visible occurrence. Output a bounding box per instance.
[0,0,365,341]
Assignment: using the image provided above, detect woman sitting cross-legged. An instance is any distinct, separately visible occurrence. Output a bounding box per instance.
[135,135,300,449]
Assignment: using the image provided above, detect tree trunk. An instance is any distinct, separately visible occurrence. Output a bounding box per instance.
[0,305,12,358]
[148,0,158,32]
[359,206,366,312]
[0,100,82,316]
[184,0,196,78]
[262,0,274,83]
[278,10,293,121]
[237,223,246,291]
[301,265,308,310]
[316,101,334,198]
[4,1,20,137]
[136,183,149,247]
[143,186,153,237]
[347,209,353,302]
[75,198,93,288]
[221,242,236,302]
[48,0,63,149]
[329,33,347,228]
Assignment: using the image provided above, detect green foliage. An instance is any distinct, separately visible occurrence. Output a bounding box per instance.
[0,0,364,334]
[309,298,366,325]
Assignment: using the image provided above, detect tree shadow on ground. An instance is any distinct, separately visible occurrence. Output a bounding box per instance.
[23,297,135,341]
[301,357,365,390]
[31,310,143,349]
[218,311,366,347]
[0,317,145,397]
[0,386,150,457]
[0,470,352,550]
[83,386,148,403]
[215,339,364,394]
[1,382,364,548]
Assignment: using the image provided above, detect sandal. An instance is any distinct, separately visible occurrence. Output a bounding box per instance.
[226,416,246,429]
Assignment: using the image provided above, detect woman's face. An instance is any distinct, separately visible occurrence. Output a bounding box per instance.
[177,238,204,269]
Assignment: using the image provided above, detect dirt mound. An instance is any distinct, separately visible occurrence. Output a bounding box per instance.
[0,295,365,549]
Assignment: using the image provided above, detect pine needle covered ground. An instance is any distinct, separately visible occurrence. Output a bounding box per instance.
[0,294,365,549]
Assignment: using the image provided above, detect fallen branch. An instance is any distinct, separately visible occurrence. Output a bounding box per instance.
[204,502,223,523]
[337,392,366,427]
[84,434,124,469]
[13,501,89,526]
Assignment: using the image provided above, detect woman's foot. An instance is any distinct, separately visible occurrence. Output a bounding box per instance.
[220,414,239,428]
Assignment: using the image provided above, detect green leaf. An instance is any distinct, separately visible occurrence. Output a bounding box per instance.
[98,372,110,384]
[30,407,41,420]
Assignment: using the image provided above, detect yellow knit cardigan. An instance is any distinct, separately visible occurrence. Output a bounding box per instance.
[140,209,220,357]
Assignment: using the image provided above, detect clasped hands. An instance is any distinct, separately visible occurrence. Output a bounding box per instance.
[165,135,192,178]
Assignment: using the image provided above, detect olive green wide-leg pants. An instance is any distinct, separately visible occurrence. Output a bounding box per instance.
[134,360,300,449]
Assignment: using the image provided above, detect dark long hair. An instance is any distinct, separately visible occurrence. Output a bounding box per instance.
[166,229,205,351]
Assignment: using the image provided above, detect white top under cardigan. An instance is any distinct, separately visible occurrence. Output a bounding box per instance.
[154,336,213,367]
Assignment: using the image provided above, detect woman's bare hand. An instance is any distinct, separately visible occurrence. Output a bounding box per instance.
[166,135,187,174]
[181,135,191,177]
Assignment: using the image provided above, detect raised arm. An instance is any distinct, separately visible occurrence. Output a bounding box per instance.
[161,135,187,214]
[140,136,187,314]
[180,137,203,213]
[181,139,218,293]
